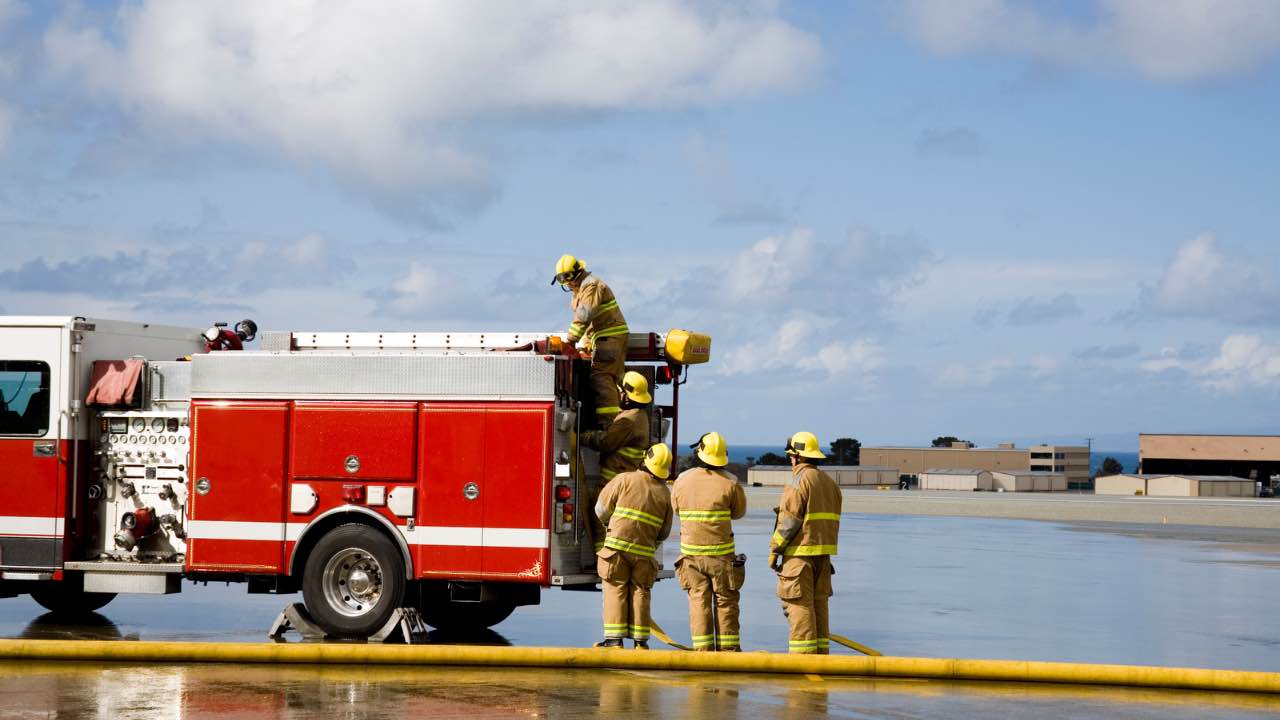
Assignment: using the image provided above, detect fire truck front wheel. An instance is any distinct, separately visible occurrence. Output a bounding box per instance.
[302,524,406,638]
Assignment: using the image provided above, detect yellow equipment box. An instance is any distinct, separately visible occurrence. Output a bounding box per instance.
[665,329,712,365]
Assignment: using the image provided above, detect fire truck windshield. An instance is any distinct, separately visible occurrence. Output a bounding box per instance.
[0,360,50,436]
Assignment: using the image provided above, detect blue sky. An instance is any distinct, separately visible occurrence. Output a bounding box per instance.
[1,1,1278,449]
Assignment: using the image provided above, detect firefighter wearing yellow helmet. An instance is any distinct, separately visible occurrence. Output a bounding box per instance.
[581,371,653,550]
[551,254,629,429]
[770,431,842,654]
[670,432,747,651]
[593,443,673,649]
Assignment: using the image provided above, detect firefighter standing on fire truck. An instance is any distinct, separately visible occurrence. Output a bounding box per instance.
[581,370,653,550]
[769,431,842,654]
[551,255,629,428]
[671,432,747,651]
[594,443,674,649]
[580,371,652,484]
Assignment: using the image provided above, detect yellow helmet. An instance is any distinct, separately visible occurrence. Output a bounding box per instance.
[786,431,826,460]
[643,443,672,480]
[691,431,729,468]
[551,254,586,285]
[620,371,652,404]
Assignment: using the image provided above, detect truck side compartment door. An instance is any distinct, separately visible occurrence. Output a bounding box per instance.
[187,401,289,573]
[481,403,552,581]
[417,403,485,578]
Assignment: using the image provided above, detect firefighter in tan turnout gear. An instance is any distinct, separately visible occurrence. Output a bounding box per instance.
[770,431,842,654]
[551,254,629,429]
[582,371,653,550]
[671,432,747,651]
[594,443,674,649]
[581,371,651,484]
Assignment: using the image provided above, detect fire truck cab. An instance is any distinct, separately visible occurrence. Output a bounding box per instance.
[0,316,704,638]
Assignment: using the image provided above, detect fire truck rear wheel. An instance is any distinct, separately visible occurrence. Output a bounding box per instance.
[29,578,116,616]
[302,524,406,638]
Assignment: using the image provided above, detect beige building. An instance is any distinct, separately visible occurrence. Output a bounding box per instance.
[1140,434,1280,483]
[1095,474,1160,495]
[1028,445,1091,488]
[919,469,993,491]
[1095,473,1256,497]
[861,442,1090,489]
[991,470,1068,492]
[1146,475,1255,498]
[747,465,898,488]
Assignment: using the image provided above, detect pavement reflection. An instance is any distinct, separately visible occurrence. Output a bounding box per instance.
[1,662,1277,720]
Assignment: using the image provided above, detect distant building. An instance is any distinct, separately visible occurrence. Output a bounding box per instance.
[861,443,1090,490]
[1140,434,1280,482]
[1095,473,1255,498]
[991,470,1068,492]
[1028,444,1091,488]
[919,468,993,491]
[747,465,898,488]
[1094,474,1160,496]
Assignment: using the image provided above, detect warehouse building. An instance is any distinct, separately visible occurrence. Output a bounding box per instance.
[1095,474,1158,496]
[1095,473,1256,497]
[991,470,1068,492]
[1140,434,1280,483]
[747,465,898,488]
[861,442,1090,489]
[919,468,993,491]
[1146,475,1254,497]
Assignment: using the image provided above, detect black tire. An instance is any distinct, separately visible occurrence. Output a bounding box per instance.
[418,599,517,631]
[29,578,115,616]
[302,523,405,638]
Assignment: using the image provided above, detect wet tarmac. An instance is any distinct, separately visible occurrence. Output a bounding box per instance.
[3,512,1280,718]
[3,661,1280,719]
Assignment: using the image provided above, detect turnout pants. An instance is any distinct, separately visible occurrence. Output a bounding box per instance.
[777,556,834,654]
[676,555,745,650]
[589,336,626,429]
[598,548,657,641]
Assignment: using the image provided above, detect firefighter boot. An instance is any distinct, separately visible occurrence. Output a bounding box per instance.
[594,638,624,648]
[633,639,649,650]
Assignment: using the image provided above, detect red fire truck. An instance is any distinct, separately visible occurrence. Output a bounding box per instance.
[0,316,707,638]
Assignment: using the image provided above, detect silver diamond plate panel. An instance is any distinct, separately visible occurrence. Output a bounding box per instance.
[259,331,292,352]
[190,352,557,400]
[147,361,192,404]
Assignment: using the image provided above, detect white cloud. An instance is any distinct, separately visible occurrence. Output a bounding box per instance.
[722,228,817,303]
[899,0,1280,81]
[718,317,883,378]
[1140,334,1280,392]
[1145,233,1280,325]
[1202,335,1280,391]
[44,1,820,224]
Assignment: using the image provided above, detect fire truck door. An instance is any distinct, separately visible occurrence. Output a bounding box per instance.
[417,404,485,577]
[0,327,63,569]
[480,404,551,579]
[187,401,289,573]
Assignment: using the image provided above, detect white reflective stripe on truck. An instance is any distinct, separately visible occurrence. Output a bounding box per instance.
[185,520,549,549]
[0,517,65,536]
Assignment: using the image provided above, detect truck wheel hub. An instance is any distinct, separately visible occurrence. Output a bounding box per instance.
[322,548,383,617]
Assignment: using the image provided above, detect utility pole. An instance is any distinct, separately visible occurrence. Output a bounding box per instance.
[1086,437,1093,491]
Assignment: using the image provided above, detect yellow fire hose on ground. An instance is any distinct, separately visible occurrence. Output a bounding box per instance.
[1,639,1278,695]
[648,619,880,656]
